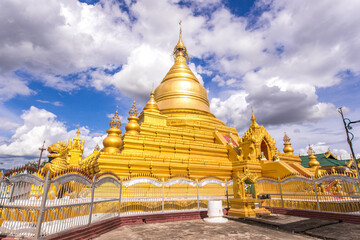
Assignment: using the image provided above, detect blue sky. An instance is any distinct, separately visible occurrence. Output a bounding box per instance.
[0,0,359,168]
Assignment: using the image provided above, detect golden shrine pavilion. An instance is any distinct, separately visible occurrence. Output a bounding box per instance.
[42,26,335,217]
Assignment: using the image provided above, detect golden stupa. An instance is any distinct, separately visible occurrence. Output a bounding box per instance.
[43,24,326,217]
[44,23,318,182]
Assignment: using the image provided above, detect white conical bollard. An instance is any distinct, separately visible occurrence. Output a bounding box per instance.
[203,200,228,223]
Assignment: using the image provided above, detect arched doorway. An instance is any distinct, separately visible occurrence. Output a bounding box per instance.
[261,140,269,160]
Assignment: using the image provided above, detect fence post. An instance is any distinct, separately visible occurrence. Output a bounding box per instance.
[278,177,284,208]
[8,182,15,202]
[225,179,229,209]
[88,175,96,225]
[35,172,50,240]
[118,178,123,217]
[162,178,165,213]
[312,176,321,211]
[196,179,200,210]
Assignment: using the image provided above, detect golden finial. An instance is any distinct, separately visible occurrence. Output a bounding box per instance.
[173,20,189,60]
[251,106,256,122]
[283,132,290,143]
[109,109,121,129]
[283,132,294,155]
[103,109,123,153]
[143,90,160,112]
[76,123,80,138]
[250,107,259,129]
[126,100,140,135]
[94,144,100,151]
[307,144,315,156]
[308,144,320,168]
[129,100,139,117]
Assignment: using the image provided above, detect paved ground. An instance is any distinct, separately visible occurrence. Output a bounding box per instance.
[238,214,360,240]
[94,218,316,240]
[94,214,360,240]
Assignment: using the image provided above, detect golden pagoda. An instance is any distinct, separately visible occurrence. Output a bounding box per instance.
[43,24,328,217]
[97,24,236,179]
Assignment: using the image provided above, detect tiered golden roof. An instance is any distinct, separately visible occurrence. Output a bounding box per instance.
[154,23,223,127]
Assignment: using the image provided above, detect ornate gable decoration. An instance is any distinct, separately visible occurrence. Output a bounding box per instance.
[236,167,258,183]
[242,125,276,147]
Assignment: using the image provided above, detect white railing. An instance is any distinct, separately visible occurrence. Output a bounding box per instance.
[0,172,233,239]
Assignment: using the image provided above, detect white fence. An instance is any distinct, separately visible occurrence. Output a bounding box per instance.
[0,172,233,239]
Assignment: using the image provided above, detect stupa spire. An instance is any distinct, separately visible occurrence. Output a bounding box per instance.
[307,144,320,168]
[75,123,81,139]
[129,100,139,117]
[250,107,259,129]
[126,100,140,135]
[173,20,189,60]
[143,90,160,113]
[283,132,294,155]
[102,109,123,153]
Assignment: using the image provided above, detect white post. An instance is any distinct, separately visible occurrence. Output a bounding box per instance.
[312,176,321,211]
[278,177,284,208]
[118,178,123,217]
[88,176,96,225]
[196,179,200,210]
[35,172,50,240]
[162,178,165,213]
[225,179,229,209]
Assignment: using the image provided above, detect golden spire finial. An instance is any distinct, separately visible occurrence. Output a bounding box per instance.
[94,144,100,151]
[103,108,123,153]
[307,144,315,156]
[250,107,259,129]
[283,132,294,155]
[283,132,290,143]
[129,100,139,117]
[173,20,189,60]
[126,100,140,135]
[307,144,319,168]
[143,90,160,112]
[75,123,81,139]
[251,106,256,122]
[109,109,121,129]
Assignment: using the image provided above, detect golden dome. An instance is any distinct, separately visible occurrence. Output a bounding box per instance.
[143,90,160,113]
[102,110,123,153]
[154,24,214,118]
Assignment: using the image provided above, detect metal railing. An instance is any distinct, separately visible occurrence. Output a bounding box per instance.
[258,173,360,214]
[0,172,233,239]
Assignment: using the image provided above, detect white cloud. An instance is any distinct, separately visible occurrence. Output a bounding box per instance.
[210,91,249,129]
[36,100,63,107]
[0,74,34,102]
[0,0,137,98]
[0,106,105,168]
